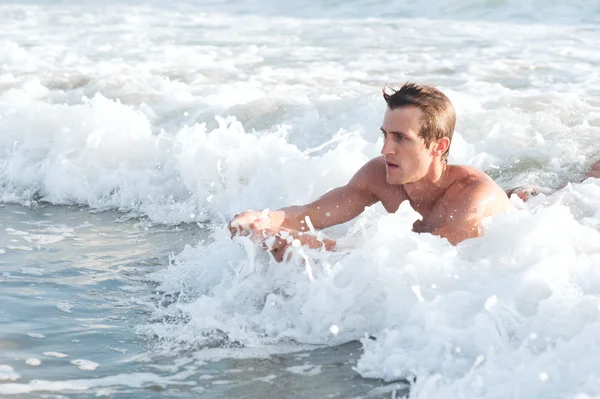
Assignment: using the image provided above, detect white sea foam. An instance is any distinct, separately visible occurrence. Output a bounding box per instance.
[146,186,600,398]
[0,371,195,395]
[43,352,68,358]
[25,358,41,367]
[0,365,20,382]
[2,3,599,223]
[2,1,600,398]
[286,364,322,376]
[26,333,45,339]
[20,267,44,276]
[56,301,73,313]
[6,246,33,251]
[71,359,99,371]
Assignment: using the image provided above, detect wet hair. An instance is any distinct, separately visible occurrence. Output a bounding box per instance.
[383,82,456,161]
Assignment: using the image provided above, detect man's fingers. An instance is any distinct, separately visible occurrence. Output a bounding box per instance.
[228,220,240,238]
[229,210,275,241]
[285,248,293,263]
[272,245,286,263]
[230,222,294,262]
[273,247,283,263]
[250,217,271,231]
[271,240,292,263]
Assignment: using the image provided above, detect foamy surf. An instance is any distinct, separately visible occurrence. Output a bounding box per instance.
[145,186,600,397]
[2,0,600,398]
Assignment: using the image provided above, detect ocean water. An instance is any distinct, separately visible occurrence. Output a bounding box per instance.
[1,0,600,398]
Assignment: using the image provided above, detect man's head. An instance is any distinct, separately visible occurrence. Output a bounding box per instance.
[380,83,456,185]
[383,82,456,161]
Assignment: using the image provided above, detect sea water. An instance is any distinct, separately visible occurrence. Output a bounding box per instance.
[1,0,600,397]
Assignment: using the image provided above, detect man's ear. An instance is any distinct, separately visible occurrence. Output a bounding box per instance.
[432,137,450,157]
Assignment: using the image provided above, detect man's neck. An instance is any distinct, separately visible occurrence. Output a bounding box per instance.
[403,161,452,210]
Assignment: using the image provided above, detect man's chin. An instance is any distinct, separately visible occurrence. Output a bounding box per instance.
[385,174,404,185]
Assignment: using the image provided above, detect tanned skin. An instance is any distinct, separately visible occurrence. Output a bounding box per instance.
[230,104,600,261]
[229,106,513,261]
[587,160,600,179]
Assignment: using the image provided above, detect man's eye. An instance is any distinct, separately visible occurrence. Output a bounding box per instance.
[382,132,405,141]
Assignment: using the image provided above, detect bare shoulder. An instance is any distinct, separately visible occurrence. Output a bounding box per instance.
[349,156,387,188]
[348,156,403,207]
[445,165,511,213]
[447,165,497,193]
[432,165,511,244]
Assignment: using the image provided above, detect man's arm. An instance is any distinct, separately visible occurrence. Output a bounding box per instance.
[432,182,503,245]
[261,227,338,262]
[229,158,382,235]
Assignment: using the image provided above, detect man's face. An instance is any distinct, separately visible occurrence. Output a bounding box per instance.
[380,106,435,185]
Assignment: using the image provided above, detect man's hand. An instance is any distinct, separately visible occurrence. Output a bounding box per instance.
[586,160,600,178]
[230,213,337,262]
[229,211,297,262]
[260,228,296,263]
[260,228,335,263]
[228,210,275,238]
[505,186,539,201]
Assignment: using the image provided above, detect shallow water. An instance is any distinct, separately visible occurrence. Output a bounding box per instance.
[0,203,401,397]
[2,0,600,398]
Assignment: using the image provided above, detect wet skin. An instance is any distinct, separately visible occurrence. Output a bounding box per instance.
[229,107,597,260]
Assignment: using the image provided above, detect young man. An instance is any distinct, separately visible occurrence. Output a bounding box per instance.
[228,83,596,261]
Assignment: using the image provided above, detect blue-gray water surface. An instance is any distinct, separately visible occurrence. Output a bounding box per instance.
[0,203,402,398]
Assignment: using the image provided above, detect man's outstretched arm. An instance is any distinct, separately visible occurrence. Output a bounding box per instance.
[229,158,382,236]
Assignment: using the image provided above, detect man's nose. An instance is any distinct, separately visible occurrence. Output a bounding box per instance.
[381,137,394,155]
